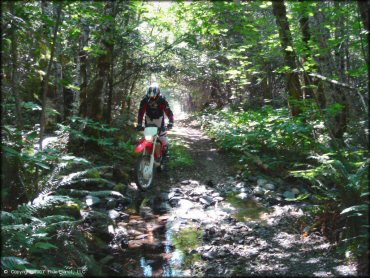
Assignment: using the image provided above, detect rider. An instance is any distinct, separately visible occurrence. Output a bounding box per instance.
[136,83,174,164]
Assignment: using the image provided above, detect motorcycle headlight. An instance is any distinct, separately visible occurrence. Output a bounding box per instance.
[145,136,153,141]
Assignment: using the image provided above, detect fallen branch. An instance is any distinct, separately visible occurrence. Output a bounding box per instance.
[244,151,272,175]
[309,73,368,113]
[308,73,357,90]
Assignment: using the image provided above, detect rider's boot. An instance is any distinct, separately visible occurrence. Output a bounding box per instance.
[162,145,169,171]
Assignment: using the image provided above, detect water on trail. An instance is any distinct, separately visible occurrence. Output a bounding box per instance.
[105,113,236,276]
[102,109,357,276]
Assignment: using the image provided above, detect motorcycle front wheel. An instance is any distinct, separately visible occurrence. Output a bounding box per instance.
[135,155,154,191]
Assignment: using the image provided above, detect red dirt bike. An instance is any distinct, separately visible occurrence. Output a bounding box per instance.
[134,124,169,191]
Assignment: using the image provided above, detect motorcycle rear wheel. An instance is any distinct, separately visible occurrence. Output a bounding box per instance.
[135,155,154,191]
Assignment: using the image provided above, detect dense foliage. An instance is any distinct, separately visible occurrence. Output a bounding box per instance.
[199,103,368,263]
[1,0,368,274]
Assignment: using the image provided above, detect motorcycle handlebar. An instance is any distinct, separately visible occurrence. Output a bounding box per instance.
[136,126,168,133]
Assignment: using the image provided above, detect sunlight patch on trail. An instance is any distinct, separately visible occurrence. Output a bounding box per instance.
[169,99,188,121]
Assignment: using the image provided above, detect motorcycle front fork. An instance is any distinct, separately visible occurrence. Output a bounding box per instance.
[143,135,164,168]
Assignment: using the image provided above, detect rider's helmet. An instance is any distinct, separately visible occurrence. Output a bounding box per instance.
[147,83,160,100]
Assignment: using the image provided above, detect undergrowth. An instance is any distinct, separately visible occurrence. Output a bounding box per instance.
[168,139,194,169]
[1,116,136,274]
[198,104,369,263]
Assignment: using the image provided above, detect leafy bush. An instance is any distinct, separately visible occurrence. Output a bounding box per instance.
[60,116,136,166]
[0,195,101,274]
[62,116,119,147]
[199,104,369,261]
[1,124,64,206]
[291,151,369,259]
[168,139,194,169]
[200,105,318,172]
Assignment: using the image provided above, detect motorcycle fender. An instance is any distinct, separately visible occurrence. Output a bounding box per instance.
[134,139,153,153]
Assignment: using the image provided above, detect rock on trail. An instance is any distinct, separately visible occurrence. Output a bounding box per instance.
[89,117,358,276]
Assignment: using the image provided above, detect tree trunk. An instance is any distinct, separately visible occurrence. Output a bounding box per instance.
[226,82,233,104]
[312,3,348,139]
[312,3,337,76]
[272,0,303,116]
[54,4,64,121]
[357,0,369,65]
[106,52,114,124]
[8,2,23,130]
[297,0,327,113]
[126,77,138,112]
[357,0,369,32]
[298,0,315,100]
[105,2,120,124]
[334,2,346,82]
[120,77,132,114]
[78,18,89,118]
[88,2,115,122]
[39,3,63,149]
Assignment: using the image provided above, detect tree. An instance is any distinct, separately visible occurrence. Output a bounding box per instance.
[87,2,115,122]
[357,0,369,66]
[39,3,63,149]
[311,3,348,140]
[272,0,303,116]
[8,1,23,130]
[78,4,90,118]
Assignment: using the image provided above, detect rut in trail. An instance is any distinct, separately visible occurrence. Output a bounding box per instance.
[158,118,234,188]
[110,117,357,277]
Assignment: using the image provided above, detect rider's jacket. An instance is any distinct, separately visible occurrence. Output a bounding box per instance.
[137,95,174,128]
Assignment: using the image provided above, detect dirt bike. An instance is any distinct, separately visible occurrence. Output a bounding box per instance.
[134,124,169,191]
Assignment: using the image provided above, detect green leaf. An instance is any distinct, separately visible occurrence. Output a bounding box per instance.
[1,211,18,225]
[66,84,80,92]
[2,146,20,157]
[32,242,58,250]
[341,204,368,215]
[1,257,30,270]
[35,161,50,170]
[23,131,37,142]
[285,46,293,52]
[21,101,42,111]
[61,155,90,165]
[46,107,60,116]
[259,2,271,8]
[71,27,81,36]
[285,193,311,202]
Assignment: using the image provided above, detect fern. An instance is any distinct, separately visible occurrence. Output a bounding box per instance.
[1,223,30,232]
[32,194,82,210]
[14,203,38,219]
[341,204,369,217]
[30,242,58,252]
[1,211,20,225]
[57,189,91,198]
[347,159,369,191]
[1,256,32,270]
[55,166,113,188]
[87,190,124,198]
[47,219,83,231]
[41,215,76,224]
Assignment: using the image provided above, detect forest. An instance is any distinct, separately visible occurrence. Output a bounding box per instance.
[1,0,369,276]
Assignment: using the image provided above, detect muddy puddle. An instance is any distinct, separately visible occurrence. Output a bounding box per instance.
[111,219,199,276]
[225,192,271,223]
[104,192,191,277]
[103,183,276,277]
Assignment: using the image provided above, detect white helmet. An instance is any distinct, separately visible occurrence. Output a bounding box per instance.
[147,83,160,99]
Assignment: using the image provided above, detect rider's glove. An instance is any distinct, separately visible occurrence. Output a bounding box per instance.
[136,125,144,131]
[167,123,173,130]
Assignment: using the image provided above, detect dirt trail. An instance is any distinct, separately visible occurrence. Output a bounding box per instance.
[115,117,357,277]
[158,117,234,188]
